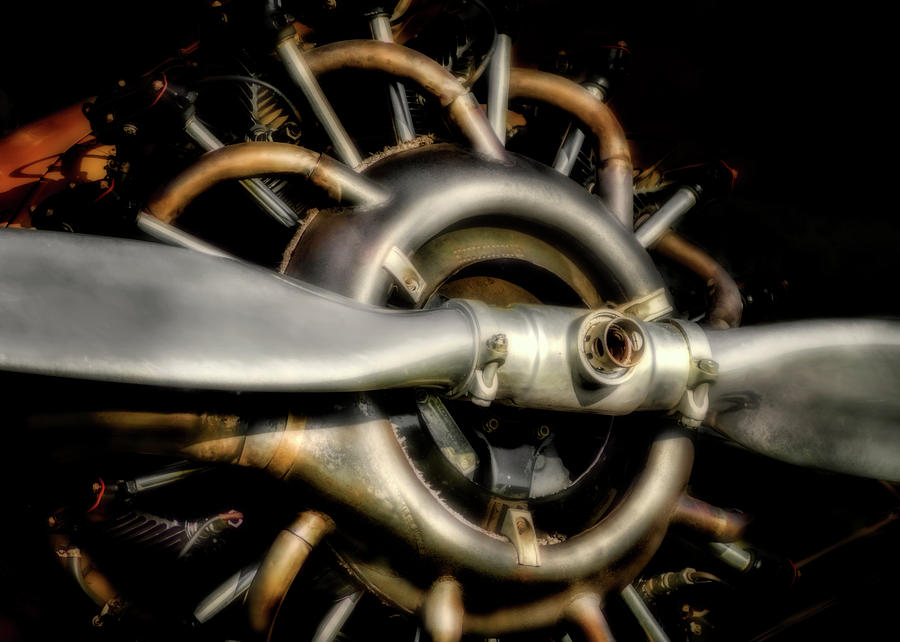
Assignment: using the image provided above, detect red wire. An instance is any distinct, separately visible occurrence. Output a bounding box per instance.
[93,177,115,203]
[149,74,168,107]
[86,477,105,513]
[598,44,632,54]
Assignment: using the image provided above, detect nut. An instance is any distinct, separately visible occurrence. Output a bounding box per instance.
[487,334,508,352]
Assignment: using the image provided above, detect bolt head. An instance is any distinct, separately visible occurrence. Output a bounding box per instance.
[487,334,508,351]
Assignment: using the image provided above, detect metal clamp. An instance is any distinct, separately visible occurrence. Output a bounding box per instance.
[383,246,427,304]
[500,507,541,567]
[467,333,508,407]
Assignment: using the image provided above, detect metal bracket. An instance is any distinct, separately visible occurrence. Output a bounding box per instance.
[500,507,541,567]
[467,333,509,407]
[676,383,711,428]
[468,364,500,407]
[383,246,427,304]
[617,287,673,321]
[416,392,479,479]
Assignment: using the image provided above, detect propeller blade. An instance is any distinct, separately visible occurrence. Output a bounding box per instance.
[0,229,476,391]
[706,320,900,481]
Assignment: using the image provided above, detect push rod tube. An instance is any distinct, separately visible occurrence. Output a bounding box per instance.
[487,33,512,143]
[184,118,299,227]
[276,31,362,167]
[634,187,698,249]
[369,13,416,142]
[553,83,606,176]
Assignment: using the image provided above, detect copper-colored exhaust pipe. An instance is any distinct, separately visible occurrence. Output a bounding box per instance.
[304,40,508,162]
[422,578,465,642]
[654,231,743,329]
[565,594,615,642]
[246,511,335,640]
[507,68,633,228]
[144,143,389,225]
[671,493,749,542]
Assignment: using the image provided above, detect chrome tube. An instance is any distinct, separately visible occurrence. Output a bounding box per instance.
[369,13,416,142]
[634,187,698,248]
[184,118,299,226]
[276,33,362,167]
[194,563,259,624]
[136,211,233,258]
[552,84,604,176]
[311,593,362,642]
[552,125,586,176]
[620,585,670,642]
[707,542,753,572]
[486,33,512,143]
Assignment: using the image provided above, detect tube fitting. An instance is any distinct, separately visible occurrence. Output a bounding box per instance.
[577,310,647,385]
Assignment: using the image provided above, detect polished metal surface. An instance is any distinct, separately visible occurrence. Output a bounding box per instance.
[310,592,363,642]
[0,224,704,415]
[487,33,512,143]
[194,563,259,624]
[634,187,698,249]
[552,125,586,176]
[708,542,753,572]
[289,145,670,319]
[620,585,671,642]
[276,35,362,167]
[283,411,693,588]
[0,228,476,391]
[136,211,233,257]
[706,319,900,480]
[183,117,299,226]
[448,300,694,415]
[552,84,604,176]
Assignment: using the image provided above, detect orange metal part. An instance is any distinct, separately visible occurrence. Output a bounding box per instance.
[0,101,100,227]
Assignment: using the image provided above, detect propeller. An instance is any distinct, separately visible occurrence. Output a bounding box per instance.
[3,228,900,481]
[0,228,476,391]
[705,321,900,481]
